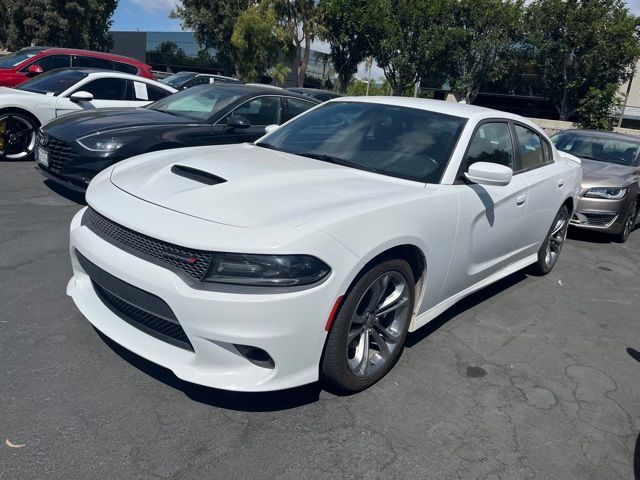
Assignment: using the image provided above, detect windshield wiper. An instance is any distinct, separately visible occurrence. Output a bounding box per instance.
[255,142,278,150]
[297,152,382,174]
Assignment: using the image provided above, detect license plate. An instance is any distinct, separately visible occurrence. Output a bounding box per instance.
[37,147,48,167]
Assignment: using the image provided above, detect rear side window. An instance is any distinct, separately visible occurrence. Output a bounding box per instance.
[112,61,139,75]
[73,56,114,70]
[146,84,171,101]
[515,125,548,170]
[464,122,514,170]
[77,78,127,100]
[185,76,212,88]
[283,97,316,122]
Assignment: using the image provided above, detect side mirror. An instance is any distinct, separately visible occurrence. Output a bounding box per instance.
[27,64,43,76]
[464,162,513,186]
[226,115,251,130]
[264,124,279,134]
[70,91,94,103]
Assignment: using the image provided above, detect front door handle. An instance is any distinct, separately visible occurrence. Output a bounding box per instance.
[516,194,527,206]
[558,178,565,187]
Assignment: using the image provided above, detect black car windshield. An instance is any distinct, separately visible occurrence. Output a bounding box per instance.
[16,69,87,95]
[552,131,640,166]
[148,85,245,121]
[160,72,197,88]
[0,47,46,68]
[257,101,467,183]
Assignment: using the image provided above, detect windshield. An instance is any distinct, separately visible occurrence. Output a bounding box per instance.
[160,72,196,88]
[16,69,87,95]
[0,48,45,69]
[148,85,245,121]
[552,132,640,166]
[257,101,466,183]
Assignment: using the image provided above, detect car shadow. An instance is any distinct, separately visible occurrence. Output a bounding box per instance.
[94,329,322,412]
[627,348,640,479]
[405,270,528,348]
[43,179,86,205]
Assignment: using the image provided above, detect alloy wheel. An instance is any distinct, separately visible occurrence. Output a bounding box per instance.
[544,208,569,269]
[0,114,37,160]
[622,199,638,241]
[345,271,411,378]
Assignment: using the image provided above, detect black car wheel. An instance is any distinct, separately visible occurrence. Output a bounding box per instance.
[615,197,639,243]
[321,259,415,393]
[0,111,39,161]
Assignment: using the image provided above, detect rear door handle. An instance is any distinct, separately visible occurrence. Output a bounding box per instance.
[558,178,565,187]
[516,194,527,206]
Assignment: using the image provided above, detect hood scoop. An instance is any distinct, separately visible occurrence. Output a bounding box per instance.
[171,164,226,186]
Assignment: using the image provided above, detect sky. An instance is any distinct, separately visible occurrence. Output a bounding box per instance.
[112,0,640,80]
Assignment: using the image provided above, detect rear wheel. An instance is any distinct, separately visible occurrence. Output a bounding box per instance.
[0,111,39,161]
[529,204,569,276]
[614,197,638,243]
[321,259,415,393]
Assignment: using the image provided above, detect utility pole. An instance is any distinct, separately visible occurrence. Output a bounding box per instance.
[365,57,373,96]
[619,65,636,128]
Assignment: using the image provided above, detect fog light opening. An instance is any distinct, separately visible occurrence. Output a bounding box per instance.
[234,344,275,369]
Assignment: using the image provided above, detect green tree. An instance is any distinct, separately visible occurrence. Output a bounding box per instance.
[0,0,116,51]
[576,84,624,131]
[269,63,291,85]
[440,0,524,103]
[372,0,447,96]
[276,0,317,87]
[318,0,379,93]
[526,0,640,120]
[231,1,288,81]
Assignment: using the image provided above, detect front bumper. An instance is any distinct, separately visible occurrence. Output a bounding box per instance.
[67,207,360,392]
[570,194,630,233]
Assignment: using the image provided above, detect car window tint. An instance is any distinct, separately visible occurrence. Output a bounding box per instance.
[464,122,514,170]
[112,61,139,75]
[34,55,71,72]
[515,125,545,170]
[146,84,171,101]
[230,97,281,125]
[78,78,127,100]
[186,76,212,88]
[284,98,316,122]
[73,56,114,70]
[16,69,87,95]
[150,86,245,122]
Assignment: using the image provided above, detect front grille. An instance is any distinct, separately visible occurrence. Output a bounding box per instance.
[93,282,193,351]
[83,208,212,281]
[40,135,77,173]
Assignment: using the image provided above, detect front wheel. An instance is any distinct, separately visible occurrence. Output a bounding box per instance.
[321,259,415,393]
[0,112,39,161]
[529,204,569,276]
[614,197,638,243]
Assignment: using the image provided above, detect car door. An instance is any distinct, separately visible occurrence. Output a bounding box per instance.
[56,77,129,116]
[512,123,568,255]
[212,96,283,144]
[443,121,529,297]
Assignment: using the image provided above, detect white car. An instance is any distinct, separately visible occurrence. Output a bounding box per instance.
[66,98,582,392]
[0,68,176,160]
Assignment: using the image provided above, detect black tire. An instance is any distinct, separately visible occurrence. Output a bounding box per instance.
[321,259,415,393]
[529,204,570,276]
[614,197,638,243]
[0,109,40,161]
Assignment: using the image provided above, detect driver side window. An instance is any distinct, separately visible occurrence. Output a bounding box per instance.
[228,97,281,126]
[463,122,514,171]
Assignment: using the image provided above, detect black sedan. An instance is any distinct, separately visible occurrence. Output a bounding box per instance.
[36,84,320,192]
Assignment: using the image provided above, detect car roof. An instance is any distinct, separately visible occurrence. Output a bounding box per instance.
[42,68,175,90]
[554,129,640,143]
[287,87,333,94]
[29,46,147,66]
[200,83,321,100]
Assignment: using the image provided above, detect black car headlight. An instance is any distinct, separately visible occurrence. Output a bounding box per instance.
[77,134,139,152]
[203,253,330,286]
[584,187,627,199]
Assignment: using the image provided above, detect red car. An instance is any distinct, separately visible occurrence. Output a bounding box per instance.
[0,47,155,87]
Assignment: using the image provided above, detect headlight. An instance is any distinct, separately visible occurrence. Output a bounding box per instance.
[77,134,137,152]
[584,187,627,199]
[203,253,330,286]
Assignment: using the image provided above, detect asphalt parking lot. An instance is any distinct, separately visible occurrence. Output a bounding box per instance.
[1,160,639,480]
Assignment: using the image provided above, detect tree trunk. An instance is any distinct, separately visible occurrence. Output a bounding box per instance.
[297,36,311,87]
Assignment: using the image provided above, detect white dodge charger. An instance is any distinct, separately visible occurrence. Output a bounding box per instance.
[67,98,581,392]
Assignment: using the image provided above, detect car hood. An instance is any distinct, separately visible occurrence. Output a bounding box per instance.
[109,143,422,228]
[42,107,195,139]
[580,158,637,188]
[0,86,39,97]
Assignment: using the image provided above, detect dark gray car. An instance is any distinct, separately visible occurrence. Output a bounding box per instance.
[551,129,640,242]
